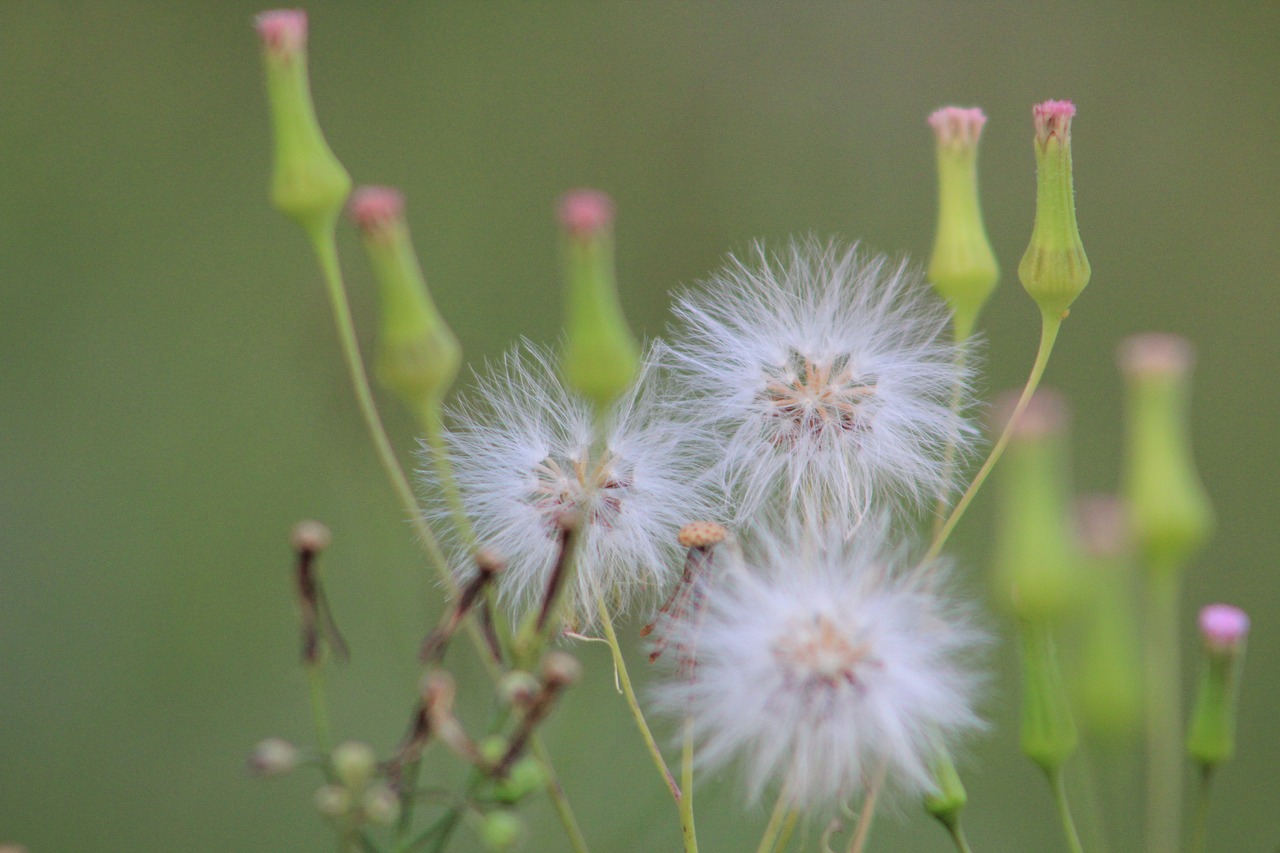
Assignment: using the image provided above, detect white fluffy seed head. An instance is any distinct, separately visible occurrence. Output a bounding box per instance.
[666,240,978,522]
[429,343,713,628]
[653,519,985,809]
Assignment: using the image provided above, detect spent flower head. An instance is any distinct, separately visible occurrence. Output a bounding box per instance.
[653,519,985,808]
[433,343,712,628]
[666,240,977,522]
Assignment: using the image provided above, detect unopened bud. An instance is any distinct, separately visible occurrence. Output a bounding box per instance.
[290,519,331,553]
[1018,100,1090,319]
[247,737,299,777]
[927,106,999,340]
[361,783,401,826]
[499,671,541,708]
[479,811,523,851]
[478,735,509,767]
[541,651,582,687]
[349,186,462,409]
[1019,620,1078,775]
[558,189,640,411]
[922,745,968,831]
[1119,334,1213,572]
[255,9,351,232]
[677,521,728,550]
[331,741,377,791]
[1187,604,1249,770]
[314,784,351,818]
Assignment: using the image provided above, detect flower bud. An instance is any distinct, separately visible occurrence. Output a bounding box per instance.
[540,651,582,687]
[498,671,541,708]
[290,519,332,553]
[247,737,299,777]
[478,734,509,767]
[1187,604,1249,769]
[361,783,402,826]
[493,757,547,804]
[314,784,351,818]
[557,189,640,411]
[479,811,523,851]
[1018,100,1090,319]
[255,10,351,233]
[922,744,968,831]
[349,187,462,409]
[992,390,1082,620]
[1119,334,1214,572]
[926,107,999,340]
[1019,620,1078,775]
[331,740,377,791]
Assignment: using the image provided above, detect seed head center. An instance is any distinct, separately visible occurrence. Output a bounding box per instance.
[760,351,876,438]
[529,451,630,529]
[774,613,872,689]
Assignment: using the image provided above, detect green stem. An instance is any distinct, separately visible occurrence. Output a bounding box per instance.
[418,402,477,551]
[1188,768,1213,853]
[1143,568,1183,853]
[932,327,973,538]
[531,734,592,853]
[394,756,423,851]
[1049,768,1086,853]
[306,663,334,759]
[948,825,975,853]
[926,310,1061,562]
[681,718,699,853]
[755,788,792,853]
[597,596,680,802]
[774,810,799,853]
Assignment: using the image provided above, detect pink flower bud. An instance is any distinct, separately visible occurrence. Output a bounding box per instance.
[1032,100,1076,147]
[927,106,987,148]
[348,186,406,237]
[1117,333,1195,379]
[558,189,614,237]
[254,9,307,55]
[1199,603,1250,651]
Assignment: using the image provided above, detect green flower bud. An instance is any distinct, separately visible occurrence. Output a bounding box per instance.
[1187,604,1249,770]
[255,10,351,233]
[1018,100,1090,320]
[478,734,509,768]
[479,810,523,851]
[1119,334,1214,573]
[992,391,1082,621]
[494,757,546,804]
[926,107,999,341]
[557,189,640,412]
[1019,619,1078,775]
[331,740,377,791]
[349,187,462,409]
[922,744,968,831]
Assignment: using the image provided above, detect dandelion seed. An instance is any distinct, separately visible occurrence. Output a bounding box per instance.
[666,240,976,521]
[431,344,711,628]
[653,520,985,808]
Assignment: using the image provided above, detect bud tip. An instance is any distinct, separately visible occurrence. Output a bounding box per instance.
[254,9,307,53]
[290,520,332,553]
[349,186,406,235]
[928,106,987,146]
[558,189,615,237]
[1199,603,1249,650]
[1117,333,1195,378]
[1033,100,1076,144]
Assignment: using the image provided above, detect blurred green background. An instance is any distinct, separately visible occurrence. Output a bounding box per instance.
[3,3,1277,851]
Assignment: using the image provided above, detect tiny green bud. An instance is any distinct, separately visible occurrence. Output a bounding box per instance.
[255,10,351,233]
[479,810,523,851]
[922,745,967,830]
[1018,100,1090,320]
[1119,334,1214,573]
[361,783,401,826]
[478,734,509,767]
[314,784,351,818]
[331,740,377,791]
[557,189,640,411]
[1187,604,1249,769]
[992,391,1082,620]
[349,187,462,409]
[247,737,299,777]
[494,758,547,804]
[926,107,999,340]
[1019,619,1078,775]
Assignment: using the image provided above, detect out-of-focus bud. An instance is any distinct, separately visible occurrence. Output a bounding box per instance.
[314,784,351,818]
[1019,619,1078,775]
[1070,496,1143,741]
[331,741,377,791]
[498,671,541,708]
[1187,604,1249,770]
[255,10,351,233]
[478,735,509,768]
[926,107,1000,340]
[922,744,968,832]
[349,187,462,409]
[494,757,547,804]
[290,519,332,553]
[992,390,1081,620]
[480,811,524,851]
[247,737,299,777]
[1119,334,1214,572]
[540,651,582,688]
[557,189,640,412]
[1018,100,1090,320]
[361,783,402,826]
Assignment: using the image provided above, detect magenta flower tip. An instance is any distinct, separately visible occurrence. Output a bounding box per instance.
[558,189,615,236]
[255,9,308,53]
[1199,603,1250,649]
[1033,99,1076,144]
[928,106,987,146]
[1117,333,1195,378]
[349,186,405,233]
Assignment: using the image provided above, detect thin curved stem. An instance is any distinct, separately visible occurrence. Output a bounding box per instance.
[1144,568,1182,853]
[681,718,699,853]
[755,787,793,853]
[846,763,887,853]
[1049,768,1086,853]
[597,596,680,801]
[926,311,1062,563]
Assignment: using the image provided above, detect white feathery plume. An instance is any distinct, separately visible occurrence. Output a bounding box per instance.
[430,342,711,628]
[652,519,985,808]
[666,239,977,521]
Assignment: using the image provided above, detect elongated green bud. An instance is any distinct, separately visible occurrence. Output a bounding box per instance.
[927,107,999,340]
[558,189,640,411]
[992,391,1081,621]
[349,187,462,408]
[1187,604,1249,769]
[1018,100,1090,320]
[1070,496,1143,741]
[1019,618,1078,774]
[923,744,968,831]
[1119,334,1214,573]
[255,10,351,233]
